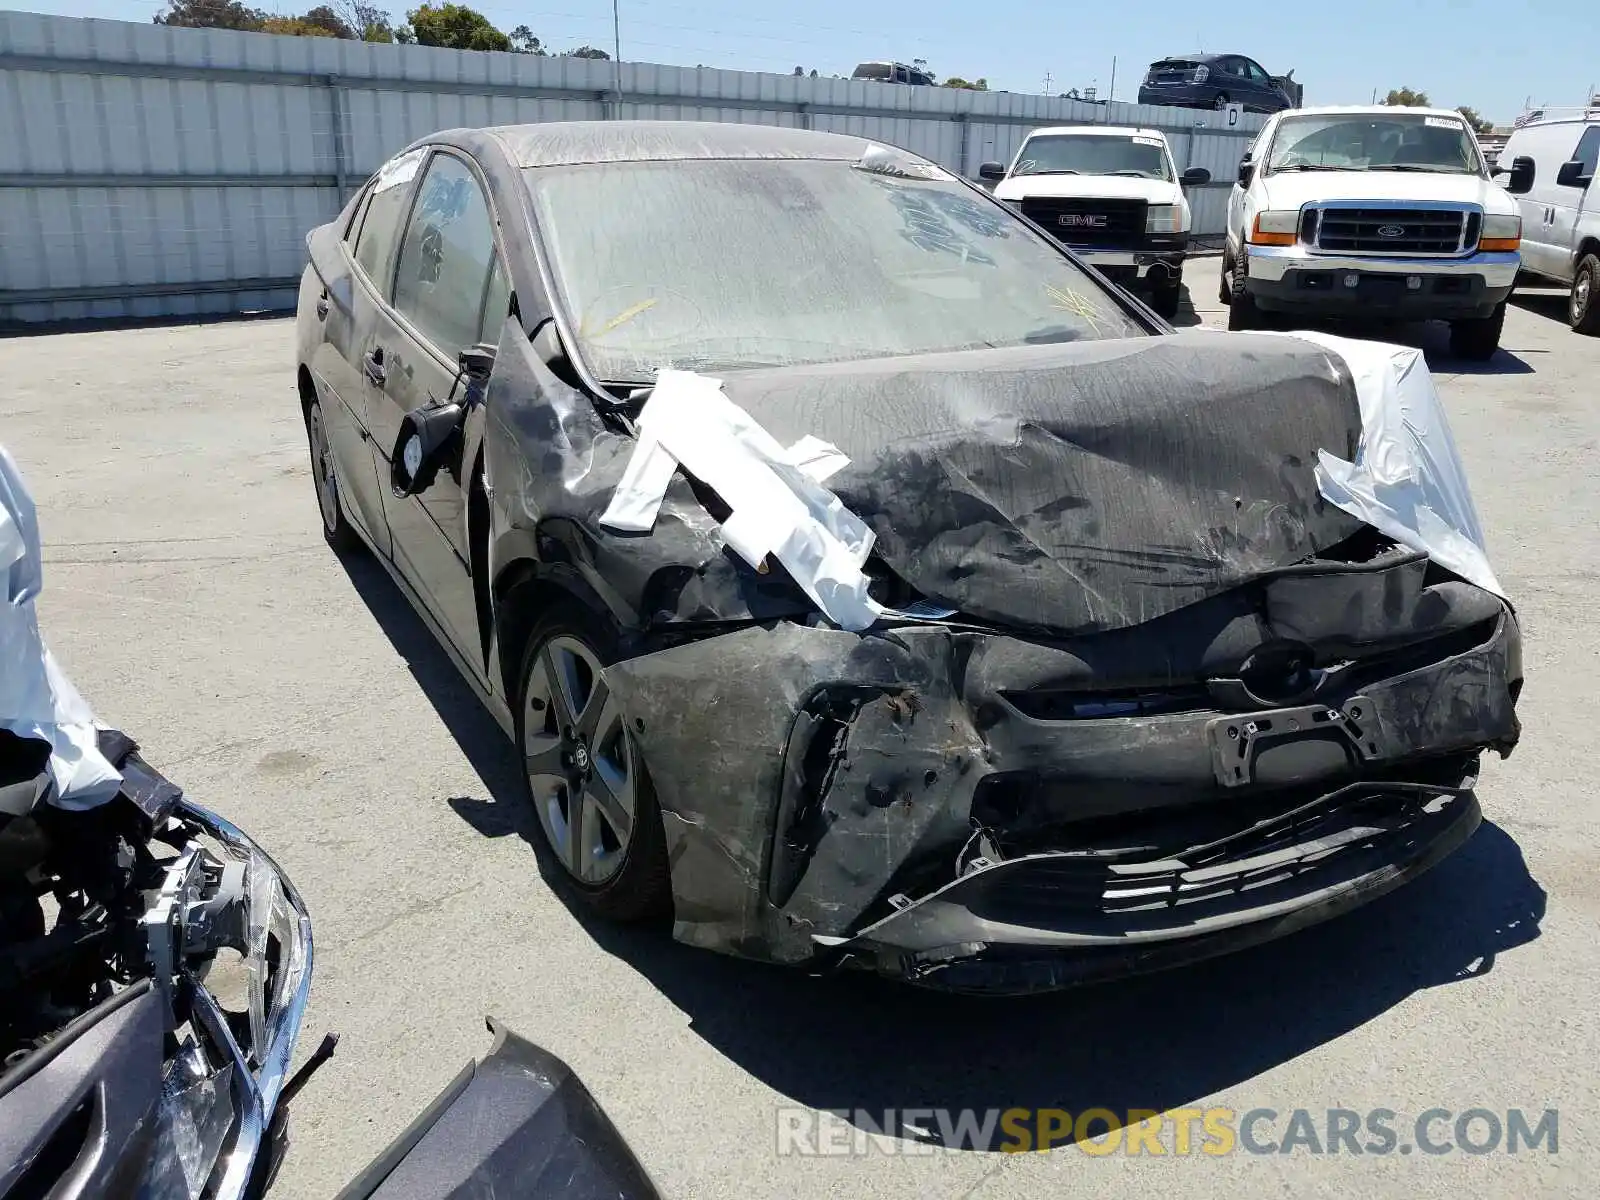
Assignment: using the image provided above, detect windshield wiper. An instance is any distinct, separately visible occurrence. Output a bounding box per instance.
[1107,170,1155,178]
[1272,163,1347,172]
[1368,164,1469,173]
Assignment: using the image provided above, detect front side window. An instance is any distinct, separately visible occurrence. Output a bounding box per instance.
[353,147,427,293]
[1572,127,1600,175]
[1266,113,1484,175]
[526,156,1145,383]
[392,153,503,360]
[1013,134,1173,180]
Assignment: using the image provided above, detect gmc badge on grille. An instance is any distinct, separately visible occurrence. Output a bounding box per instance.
[1060,214,1108,227]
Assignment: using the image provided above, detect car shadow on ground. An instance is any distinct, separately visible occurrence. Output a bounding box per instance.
[339,547,1548,1152]
[1271,317,1539,376]
[1509,289,1573,326]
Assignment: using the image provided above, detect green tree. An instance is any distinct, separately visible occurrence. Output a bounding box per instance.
[261,15,343,35]
[153,0,266,30]
[1382,87,1430,107]
[509,24,546,54]
[1456,106,1495,135]
[335,2,400,41]
[943,76,988,91]
[406,3,510,51]
[563,45,610,59]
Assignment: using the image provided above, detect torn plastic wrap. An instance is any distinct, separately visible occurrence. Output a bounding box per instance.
[598,369,951,632]
[0,443,121,809]
[1276,330,1508,601]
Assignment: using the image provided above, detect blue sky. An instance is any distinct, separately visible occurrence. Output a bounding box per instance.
[7,0,1594,125]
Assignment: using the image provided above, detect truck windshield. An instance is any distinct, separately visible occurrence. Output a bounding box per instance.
[525,157,1146,383]
[1267,113,1484,175]
[1012,135,1173,180]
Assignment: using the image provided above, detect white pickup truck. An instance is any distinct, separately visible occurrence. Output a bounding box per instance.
[980,126,1212,320]
[1223,105,1534,359]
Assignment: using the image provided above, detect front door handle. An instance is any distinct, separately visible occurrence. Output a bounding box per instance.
[316,288,329,320]
[363,347,386,387]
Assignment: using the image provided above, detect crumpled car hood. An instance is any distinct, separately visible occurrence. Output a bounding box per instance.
[712,330,1365,633]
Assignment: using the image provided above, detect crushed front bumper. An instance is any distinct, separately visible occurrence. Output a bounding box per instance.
[604,552,1521,989]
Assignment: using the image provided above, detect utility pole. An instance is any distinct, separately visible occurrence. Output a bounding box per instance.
[1042,71,1052,96]
[612,0,621,65]
[1106,56,1116,121]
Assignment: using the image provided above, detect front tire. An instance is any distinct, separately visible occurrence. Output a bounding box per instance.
[305,399,362,554]
[514,604,672,924]
[1570,254,1600,335]
[1227,256,1262,331]
[1449,301,1507,361]
[1149,274,1183,321]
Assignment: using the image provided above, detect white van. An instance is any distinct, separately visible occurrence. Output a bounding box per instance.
[1497,107,1600,333]
[979,127,1212,320]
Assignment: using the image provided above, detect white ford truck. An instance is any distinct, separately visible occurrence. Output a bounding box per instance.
[980,126,1212,320]
[1223,105,1534,359]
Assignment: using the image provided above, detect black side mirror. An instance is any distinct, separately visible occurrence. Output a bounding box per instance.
[978,161,1007,181]
[1556,159,1592,189]
[1181,166,1212,187]
[390,397,466,497]
[1505,155,1538,194]
[1237,157,1256,187]
[459,344,495,383]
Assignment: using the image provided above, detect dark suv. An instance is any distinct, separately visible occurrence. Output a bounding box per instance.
[1138,53,1295,113]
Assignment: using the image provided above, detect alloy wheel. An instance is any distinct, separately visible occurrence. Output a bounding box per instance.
[522,635,637,885]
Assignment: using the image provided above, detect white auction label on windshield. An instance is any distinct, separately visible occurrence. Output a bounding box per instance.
[1133,135,1164,147]
[1425,117,1461,129]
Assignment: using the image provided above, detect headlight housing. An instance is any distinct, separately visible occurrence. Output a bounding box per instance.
[1146,204,1183,234]
[1248,209,1301,246]
[1000,198,1023,212]
[1480,212,1521,252]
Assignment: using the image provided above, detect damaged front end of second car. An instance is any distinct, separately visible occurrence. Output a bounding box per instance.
[477,318,1522,995]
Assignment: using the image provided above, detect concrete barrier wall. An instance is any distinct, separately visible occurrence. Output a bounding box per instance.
[0,12,1263,323]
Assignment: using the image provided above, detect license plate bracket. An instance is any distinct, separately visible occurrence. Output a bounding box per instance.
[1207,697,1381,788]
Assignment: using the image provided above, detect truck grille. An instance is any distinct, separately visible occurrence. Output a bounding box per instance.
[1310,206,1474,255]
[1021,197,1147,249]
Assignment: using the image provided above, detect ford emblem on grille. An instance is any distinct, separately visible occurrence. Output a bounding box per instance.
[1376,224,1406,239]
[1060,213,1107,228]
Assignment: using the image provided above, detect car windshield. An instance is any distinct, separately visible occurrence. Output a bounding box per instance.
[1012,134,1173,179]
[525,157,1146,382]
[1266,113,1484,175]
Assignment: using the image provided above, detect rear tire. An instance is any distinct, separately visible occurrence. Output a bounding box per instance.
[1570,254,1600,335]
[305,399,362,554]
[1449,301,1507,361]
[513,603,672,924]
[1219,246,1234,306]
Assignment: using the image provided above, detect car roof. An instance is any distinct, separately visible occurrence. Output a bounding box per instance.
[482,120,876,168]
[1025,125,1169,140]
[1274,105,1470,121]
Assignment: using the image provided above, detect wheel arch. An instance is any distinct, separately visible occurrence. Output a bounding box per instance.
[490,559,614,704]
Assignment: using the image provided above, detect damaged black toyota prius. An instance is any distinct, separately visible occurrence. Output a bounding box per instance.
[295,121,1522,995]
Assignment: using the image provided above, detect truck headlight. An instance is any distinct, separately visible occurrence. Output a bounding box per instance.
[1480,213,1521,252]
[1248,209,1300,246]
[1000,198,1023,212]
[1146,204,1182,233]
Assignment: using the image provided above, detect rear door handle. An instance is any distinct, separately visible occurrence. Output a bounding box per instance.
[316,288,329,320]
[363,347,386,387]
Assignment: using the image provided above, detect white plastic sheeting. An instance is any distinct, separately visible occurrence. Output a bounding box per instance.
[1282,331,1508,601]
[0,444,122,810]
[600,370,935,632]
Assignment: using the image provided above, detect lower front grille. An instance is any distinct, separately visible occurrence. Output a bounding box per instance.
[1021,197,1147,248]
[1313,206,1472,255]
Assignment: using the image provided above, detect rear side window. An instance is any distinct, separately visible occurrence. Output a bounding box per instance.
[1574,127,1600,175]
[392,152,503,360]
[354,148,428,295]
